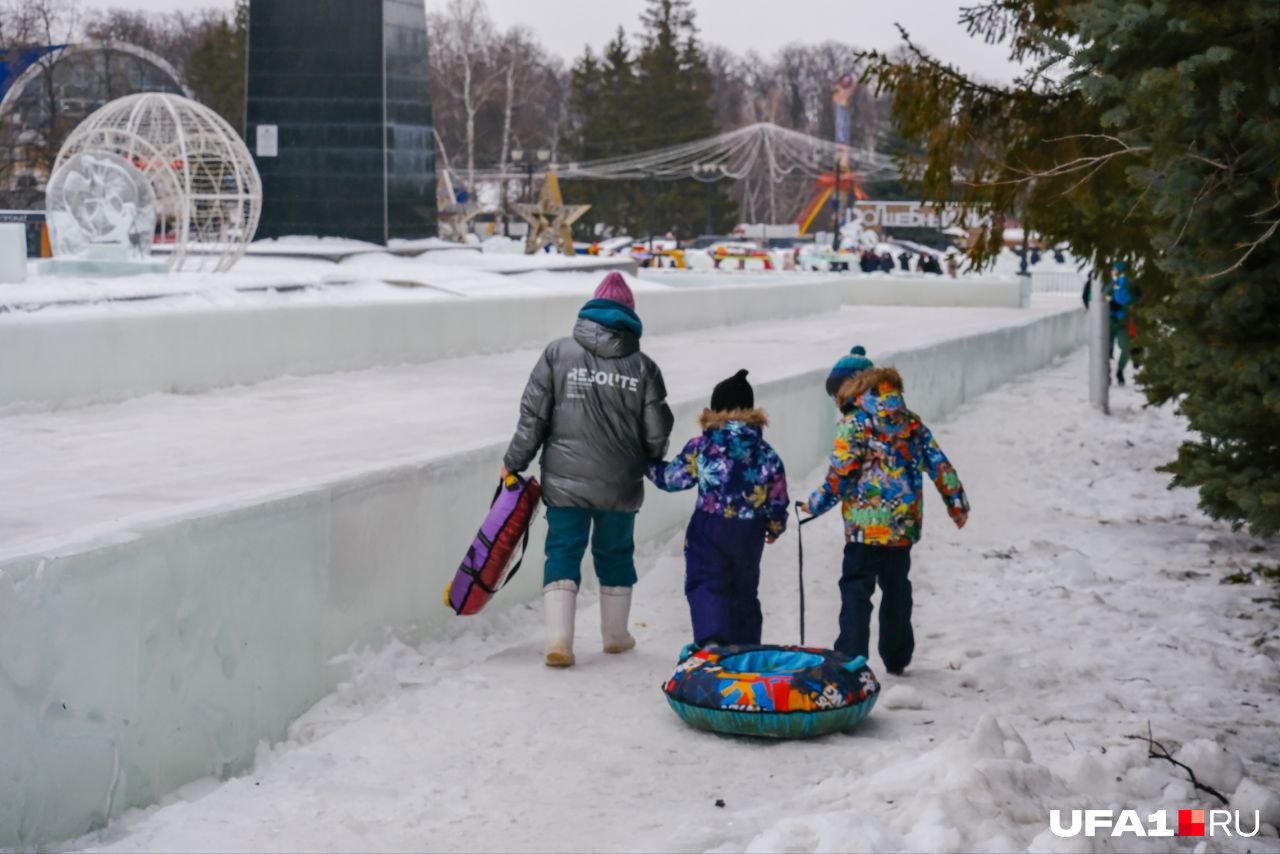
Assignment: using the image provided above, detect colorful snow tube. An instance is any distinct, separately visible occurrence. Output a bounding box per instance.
[663,643,880,738]
[445,474,541,615]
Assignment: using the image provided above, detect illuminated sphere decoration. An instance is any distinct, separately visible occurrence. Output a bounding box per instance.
[55,93,263,272]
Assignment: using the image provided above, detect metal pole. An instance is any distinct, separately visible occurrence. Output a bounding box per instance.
[647,171,656,251]
[1019,225,1029,277]
[832,156,842,251]
[502,173,510,237]
[705,176,713,236]
[1089,269,1111,414]
[1017,217,1032,307]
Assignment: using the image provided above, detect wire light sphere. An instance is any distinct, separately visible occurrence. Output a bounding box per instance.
[55,92,263,272]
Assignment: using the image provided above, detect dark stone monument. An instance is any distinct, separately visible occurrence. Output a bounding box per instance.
[246,0,436,244]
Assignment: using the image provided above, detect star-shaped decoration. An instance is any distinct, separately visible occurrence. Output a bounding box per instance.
[514,169,589,256]
[436,169,481,243]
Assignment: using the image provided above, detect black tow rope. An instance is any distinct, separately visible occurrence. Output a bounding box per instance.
[794,502,819,645]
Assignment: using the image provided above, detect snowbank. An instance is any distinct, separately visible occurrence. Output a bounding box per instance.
[0,307,1084,846]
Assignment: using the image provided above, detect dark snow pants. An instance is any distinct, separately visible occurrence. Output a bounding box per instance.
[684,511,767,646]
[836,543,914,673]
[543,507,637,588]
[1110,316,1132,380]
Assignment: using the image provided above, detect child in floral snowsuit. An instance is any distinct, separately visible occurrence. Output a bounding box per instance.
[648,370,789,646]
[800,366,968,675]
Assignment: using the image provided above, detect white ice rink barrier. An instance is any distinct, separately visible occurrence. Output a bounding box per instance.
[0,278,841,409]
[0,306,1084,845]
[842,276,1026,308]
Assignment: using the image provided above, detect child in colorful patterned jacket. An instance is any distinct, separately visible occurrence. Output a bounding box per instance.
[647,369,790,647]
[799,365,969,675]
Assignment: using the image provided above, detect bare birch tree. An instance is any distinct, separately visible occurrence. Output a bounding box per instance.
[427,0,500,192]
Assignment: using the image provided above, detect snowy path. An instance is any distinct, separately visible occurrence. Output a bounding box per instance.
[72,351,1280,853]
[0,303,1068,562]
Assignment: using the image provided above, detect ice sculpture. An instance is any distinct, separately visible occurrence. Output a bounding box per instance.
[46,150,157,260]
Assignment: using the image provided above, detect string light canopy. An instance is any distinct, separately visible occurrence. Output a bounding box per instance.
[473,122,898,183]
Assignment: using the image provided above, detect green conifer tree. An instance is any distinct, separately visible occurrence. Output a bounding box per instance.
[562,2,737,240]
[185,0,248,135]
[563,30,643,236]
[859,1,1280,535]
[632,0,735,238]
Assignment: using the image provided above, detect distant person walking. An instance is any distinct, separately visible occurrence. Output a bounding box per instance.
[1109,261,1136,385]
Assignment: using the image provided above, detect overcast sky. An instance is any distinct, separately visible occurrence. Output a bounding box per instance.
[82,0,1023,83]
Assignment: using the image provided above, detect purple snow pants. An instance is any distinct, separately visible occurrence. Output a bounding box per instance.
[684,510,768,647]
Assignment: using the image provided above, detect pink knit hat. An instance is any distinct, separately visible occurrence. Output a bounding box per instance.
[592,271,635,310]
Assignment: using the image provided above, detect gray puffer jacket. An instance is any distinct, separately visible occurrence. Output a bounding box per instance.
[504,315,674,512]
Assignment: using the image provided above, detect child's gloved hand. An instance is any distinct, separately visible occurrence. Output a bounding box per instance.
[952,510,968,530]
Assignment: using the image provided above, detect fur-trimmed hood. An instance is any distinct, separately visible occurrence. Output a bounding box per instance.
[699,407,768,431]
[835,366,903,411]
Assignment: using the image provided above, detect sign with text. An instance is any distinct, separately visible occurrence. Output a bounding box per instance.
[852,200,989,230]
[0,210,45,224]
[1049,808,1260,840]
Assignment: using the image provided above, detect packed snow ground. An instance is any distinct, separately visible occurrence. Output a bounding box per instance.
[0,301,1071,562]
[69,351,1280,853]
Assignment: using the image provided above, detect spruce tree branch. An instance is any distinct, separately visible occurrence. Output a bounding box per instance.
[1202,217,1280,280]
[1250,190,1280,218]
[1186,153,1232,172]
[1058,157,1118,197]
[891,23,1011,100]
[1122,181,1154,225]
[959,143,1150,187]
[1172,173,1225,247]
[1040,133,1133,146]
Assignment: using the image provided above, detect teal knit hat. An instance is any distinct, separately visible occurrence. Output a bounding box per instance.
[825,345,874,397]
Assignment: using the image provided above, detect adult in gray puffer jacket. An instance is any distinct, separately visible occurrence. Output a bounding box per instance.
[503,272,673,668]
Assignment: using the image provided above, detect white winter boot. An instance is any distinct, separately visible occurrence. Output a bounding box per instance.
[600,585,637,654]
[543,580,578,667]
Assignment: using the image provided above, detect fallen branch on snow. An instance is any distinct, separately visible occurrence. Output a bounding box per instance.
[1124,722,1229,806]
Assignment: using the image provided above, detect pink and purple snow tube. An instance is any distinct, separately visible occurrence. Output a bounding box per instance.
[445,474,542,615]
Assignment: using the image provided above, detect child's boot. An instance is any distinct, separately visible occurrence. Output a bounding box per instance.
[600,585,636,653]
[543,580,578,667]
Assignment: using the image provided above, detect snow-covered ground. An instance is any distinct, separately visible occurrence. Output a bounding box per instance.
[69,351,1280,853]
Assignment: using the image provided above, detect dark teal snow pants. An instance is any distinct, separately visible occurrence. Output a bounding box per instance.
[543,507,638,588]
